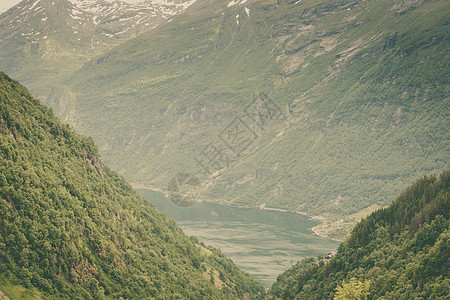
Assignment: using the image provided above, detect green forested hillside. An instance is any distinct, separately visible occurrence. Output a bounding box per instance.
[59,0,449,238]
[268,171,449,299]
[0,72,265,299]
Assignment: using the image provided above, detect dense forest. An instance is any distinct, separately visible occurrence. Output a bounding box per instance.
[0,72,265,299]
[1,0,448,241]
[0,71,448,299]
[268,171,449,299]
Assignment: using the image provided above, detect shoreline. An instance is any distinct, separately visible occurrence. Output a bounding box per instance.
[132,184,344,243]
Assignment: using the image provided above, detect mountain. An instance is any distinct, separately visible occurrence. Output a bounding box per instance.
[0,0,448,240]
[0,0,196,121]
[268,171,449,299]
[62,0,448,239]
[0,72,265,299]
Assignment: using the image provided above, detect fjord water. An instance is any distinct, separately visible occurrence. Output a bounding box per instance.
[138,189,340,286]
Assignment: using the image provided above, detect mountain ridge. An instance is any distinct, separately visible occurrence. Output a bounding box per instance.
[0,0,448,239]
[65,0,449,239]
[0,71,265,299]
[0,70,447,298]
[0,0,197,122]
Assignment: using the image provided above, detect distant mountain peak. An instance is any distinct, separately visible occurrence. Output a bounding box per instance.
[0,0,197,51]
[0,0,198,116]
[66,0,197,17]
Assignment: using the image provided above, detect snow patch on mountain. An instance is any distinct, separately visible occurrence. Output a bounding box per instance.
[0,0,197,53]
[29,0,41,10]
[228,0,248,8]
[228,0,239,7]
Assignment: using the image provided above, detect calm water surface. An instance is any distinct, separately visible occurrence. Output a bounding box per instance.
[137,189,340,287]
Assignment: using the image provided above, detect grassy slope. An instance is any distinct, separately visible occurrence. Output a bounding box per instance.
[0,72,265,299]
[65,0,449,238]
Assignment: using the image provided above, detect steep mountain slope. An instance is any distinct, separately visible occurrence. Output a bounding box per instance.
[268,171,449,299]
[63,0,449,238]
[0,72,265,299]
[0,0,196,121]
